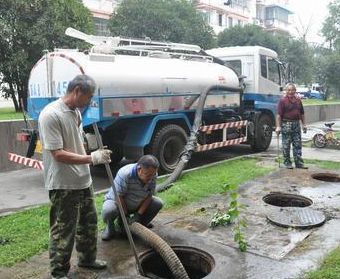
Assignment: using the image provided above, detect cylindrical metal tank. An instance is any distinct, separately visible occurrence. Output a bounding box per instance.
[28,50,240,98]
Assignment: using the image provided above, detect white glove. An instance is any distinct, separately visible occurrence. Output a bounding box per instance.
[91,149,112,165]
[275,127,281,135]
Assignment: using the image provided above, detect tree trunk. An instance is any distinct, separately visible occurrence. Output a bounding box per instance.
[8,82,20,112]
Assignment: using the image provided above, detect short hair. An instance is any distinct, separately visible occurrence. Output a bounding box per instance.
[137,155,159,169]
[285,83,296,91]
[67,74,96,95]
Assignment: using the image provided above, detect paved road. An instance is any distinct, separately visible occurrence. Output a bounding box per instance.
[1,119,340,216]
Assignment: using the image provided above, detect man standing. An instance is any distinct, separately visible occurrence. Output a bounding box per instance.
[101,155,163,241]
[39,75,111,279]
[275,83,308,169]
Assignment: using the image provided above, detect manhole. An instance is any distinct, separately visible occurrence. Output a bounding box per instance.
[312,173,340,182]
[139,245,215,279]
[266,207,326,229]
[263,192,313,207]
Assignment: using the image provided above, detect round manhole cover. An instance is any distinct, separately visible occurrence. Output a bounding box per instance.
[263,192,313,207]
[266,207,326,229]
[312,173,340,182]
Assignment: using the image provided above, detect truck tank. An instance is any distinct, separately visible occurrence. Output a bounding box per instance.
[28,49,240,125]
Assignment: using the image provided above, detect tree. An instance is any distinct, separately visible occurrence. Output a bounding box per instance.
[109,0,215,49]
[0,0,93,111]
[217,24,284,54]
[322,0,340,50]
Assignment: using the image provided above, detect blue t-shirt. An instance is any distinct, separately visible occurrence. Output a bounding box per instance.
[104,163,156,211]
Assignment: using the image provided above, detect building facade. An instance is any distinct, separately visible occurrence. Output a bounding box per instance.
[82,0,292,37]
[195,0,292,35]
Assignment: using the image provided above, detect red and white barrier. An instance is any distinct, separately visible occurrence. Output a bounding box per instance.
[196,120,248,152]
[7,153,44,170]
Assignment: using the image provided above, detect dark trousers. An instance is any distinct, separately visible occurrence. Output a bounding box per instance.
[49,187,98,277]
[102,196,163,230]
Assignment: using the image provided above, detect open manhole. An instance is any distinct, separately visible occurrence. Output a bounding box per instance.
[263,192,326,229]
[139,245,215,279]
[263,192,313,207]
[312,173,340,182]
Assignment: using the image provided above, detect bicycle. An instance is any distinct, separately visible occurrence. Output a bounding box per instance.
[313,122,340,148]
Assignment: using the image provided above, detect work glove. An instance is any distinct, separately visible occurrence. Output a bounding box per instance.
[91,148,112,165]
[128,213,142,224]
[303,126,307,134]
[275,127,281,135]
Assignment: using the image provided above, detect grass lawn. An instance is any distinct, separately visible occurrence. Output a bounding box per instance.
[302,99,340,106]
[0,157,274,267]
[0,107,24,120]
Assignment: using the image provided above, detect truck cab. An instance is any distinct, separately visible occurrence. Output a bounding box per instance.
[206,46,283,114]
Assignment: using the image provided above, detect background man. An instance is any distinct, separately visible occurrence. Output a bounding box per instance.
[101,155,163,241]
[275,83,308,169]
[39,74,111,279]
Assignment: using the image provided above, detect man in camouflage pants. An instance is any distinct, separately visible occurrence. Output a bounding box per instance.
[275,83,308,169]
[39,75,112,278]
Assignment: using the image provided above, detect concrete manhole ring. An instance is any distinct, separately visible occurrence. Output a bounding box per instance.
[265,207,326,229]
[263,192,313,207]
[139,245,215,279]
[312,172,340,182]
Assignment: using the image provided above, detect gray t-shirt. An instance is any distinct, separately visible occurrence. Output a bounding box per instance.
[38,98,92,190]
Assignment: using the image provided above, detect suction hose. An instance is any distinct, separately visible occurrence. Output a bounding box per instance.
[130,222,190,279]
[156,85,243,193]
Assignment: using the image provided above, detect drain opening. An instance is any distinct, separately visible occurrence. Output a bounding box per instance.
[139,246,215,279]
[312,173,340,182]
[263,192,313,207]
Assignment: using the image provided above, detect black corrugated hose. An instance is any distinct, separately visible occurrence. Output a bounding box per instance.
[156,85,242,193]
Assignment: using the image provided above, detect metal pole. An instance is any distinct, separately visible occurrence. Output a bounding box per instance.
[92,123,144,276]
[277,133,281,168]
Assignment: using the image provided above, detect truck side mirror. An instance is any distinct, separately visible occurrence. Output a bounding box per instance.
[280,86,283,92]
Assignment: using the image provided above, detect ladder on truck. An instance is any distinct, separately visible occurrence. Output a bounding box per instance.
[65,28,212,61]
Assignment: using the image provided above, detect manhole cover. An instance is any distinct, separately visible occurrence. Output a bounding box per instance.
[312,173,340,182]
[263,192,313,207]
[139,245,214,279]
[266,207,326,229]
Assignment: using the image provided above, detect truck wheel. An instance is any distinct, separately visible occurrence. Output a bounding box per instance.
[251,114,272,151]
[150,125,187,173]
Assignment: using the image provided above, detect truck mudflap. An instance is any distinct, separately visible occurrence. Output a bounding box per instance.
[7,153,44,170]
[196,120,247,152]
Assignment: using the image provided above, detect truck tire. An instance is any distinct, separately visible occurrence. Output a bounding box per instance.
[150,124,188,173]
[250,114,272,151]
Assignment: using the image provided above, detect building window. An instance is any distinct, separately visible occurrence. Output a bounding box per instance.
[218,14,223,26]
[228,17,233,28]
[265,6,289,23]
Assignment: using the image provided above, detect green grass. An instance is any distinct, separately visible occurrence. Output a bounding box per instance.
[0,107,24,120]
[302,99,340,106]
[158,157,274,209]
[305,246,340,279]
[0,157,273,267]
[304,159,340,170]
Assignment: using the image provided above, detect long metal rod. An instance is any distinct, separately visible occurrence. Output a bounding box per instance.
[92,123,144,276]
[277,134,281,168]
